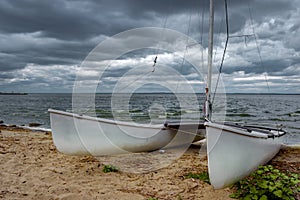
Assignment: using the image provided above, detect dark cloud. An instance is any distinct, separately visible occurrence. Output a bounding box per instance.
[0,0,100,40]
[0,0,299,93]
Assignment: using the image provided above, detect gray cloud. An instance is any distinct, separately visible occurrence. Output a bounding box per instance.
[0,0,299,93]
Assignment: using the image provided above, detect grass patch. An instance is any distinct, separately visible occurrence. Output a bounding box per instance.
[230,165,300,199]
[185,171,210,184]
[102,164,118,173]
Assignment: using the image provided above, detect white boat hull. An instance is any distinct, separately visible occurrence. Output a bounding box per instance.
[205,122,284,189]
[49,109,204,156]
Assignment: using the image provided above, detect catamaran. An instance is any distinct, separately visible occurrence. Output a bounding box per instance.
[49,0,287,189]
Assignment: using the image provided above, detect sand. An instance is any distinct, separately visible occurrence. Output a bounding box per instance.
[0,125,299,200]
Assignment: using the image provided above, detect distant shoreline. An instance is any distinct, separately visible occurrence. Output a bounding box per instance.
[0,92,27,95]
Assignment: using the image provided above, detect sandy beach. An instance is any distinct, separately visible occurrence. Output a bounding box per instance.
[0,125,299,200]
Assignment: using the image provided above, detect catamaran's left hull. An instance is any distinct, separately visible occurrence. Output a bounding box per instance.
[205,122,284,189]
[49,109,202,156]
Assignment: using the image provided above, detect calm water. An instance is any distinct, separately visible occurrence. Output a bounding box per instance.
[0,93,299,144]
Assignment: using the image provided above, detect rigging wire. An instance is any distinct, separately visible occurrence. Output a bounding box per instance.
[113,71,153,93]
[213,17,225,63]
[152,1,171,72]
[248,3,271,93]
[175,13,193,92]
[116,2,173,92]
[117,1,172,92]
[229,34,255,44]
[211,0,271,106]
[210,0,228,107]
[212,0,229,105]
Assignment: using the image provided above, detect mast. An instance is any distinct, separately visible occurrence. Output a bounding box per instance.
[205,0,214,120]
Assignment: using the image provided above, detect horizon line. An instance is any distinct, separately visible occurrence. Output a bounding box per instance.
[3,92,300,95]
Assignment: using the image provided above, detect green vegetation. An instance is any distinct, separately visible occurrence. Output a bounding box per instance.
[186,171,210,184]
[102,164,118,173]
[230,165,300,200]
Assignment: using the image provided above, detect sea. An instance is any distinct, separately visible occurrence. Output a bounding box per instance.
[0,93,299,145]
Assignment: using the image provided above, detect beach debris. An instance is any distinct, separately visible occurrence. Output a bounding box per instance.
[159,149,165,153]
[29,122,43,127]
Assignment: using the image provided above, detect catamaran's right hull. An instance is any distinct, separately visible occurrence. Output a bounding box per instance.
[205,122,284,189]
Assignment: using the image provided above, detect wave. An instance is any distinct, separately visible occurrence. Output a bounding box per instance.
[1,123,51,132]
[287,111,300,117]
[20,126,52,132]
[226,113,255,117]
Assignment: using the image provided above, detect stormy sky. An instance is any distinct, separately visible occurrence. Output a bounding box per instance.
[0,0,299,93]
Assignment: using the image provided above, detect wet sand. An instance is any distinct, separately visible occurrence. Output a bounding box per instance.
[0,125,299,200]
